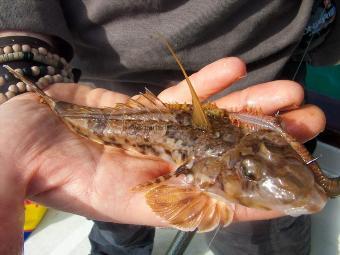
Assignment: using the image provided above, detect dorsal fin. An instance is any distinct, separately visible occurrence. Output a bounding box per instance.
[158,35,211,130]
[228,106,281,132]
[136,88,169,112]
[114,88,169,113]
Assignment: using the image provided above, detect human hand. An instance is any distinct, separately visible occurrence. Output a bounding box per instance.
[160,57,326,222]
[0,57,325,253]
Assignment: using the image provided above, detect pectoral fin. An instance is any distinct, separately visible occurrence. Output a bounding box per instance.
[145,185,233,232]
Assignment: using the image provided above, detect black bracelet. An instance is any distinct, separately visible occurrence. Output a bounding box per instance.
[0,36,55,54]
[0,35,73,61]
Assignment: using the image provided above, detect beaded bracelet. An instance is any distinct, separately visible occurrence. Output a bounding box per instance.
[0,36,72,61]
[0,43,72,73]
[0,68,73,104]
[0,37,80,105]
[1,64,71,88]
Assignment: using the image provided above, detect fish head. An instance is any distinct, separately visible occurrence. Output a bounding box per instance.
[220,130,327,216]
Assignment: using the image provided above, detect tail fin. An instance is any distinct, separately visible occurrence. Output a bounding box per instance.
[4,65,55,105]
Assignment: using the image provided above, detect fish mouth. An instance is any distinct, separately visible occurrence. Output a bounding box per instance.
[282,184,327,216]
[244,178,329,215]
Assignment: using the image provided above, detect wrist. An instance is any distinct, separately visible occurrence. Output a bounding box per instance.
[0,35,81,104]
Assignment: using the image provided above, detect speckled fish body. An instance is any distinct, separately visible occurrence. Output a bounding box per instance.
[55,101,242,166]
[8,81,328,231]
[5,53,338,233]
[55,99,328,232]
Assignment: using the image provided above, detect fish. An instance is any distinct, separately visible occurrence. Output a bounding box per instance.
[4,40,339,233]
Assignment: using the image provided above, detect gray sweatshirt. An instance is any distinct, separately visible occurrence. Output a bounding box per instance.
[0,0,337,95]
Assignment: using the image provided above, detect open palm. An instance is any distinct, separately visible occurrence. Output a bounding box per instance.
[0,57,326,253]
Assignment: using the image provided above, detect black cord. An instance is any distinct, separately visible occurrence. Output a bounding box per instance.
[166,230,197,255]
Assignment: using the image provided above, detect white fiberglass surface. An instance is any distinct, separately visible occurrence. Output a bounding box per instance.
[311,141,340,255]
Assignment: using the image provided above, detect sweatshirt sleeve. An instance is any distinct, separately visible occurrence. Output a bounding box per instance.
[0,0,73,52]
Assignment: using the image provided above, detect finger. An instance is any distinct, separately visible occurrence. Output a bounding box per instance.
[214,81,304,114]
[46,83,129,107]
[158,57,246,103]
[280,104,326,143]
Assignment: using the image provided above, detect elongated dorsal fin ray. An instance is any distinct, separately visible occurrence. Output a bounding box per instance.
[158,35,211,130]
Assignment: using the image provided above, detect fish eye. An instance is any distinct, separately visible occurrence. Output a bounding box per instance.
[241,158,262,181]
